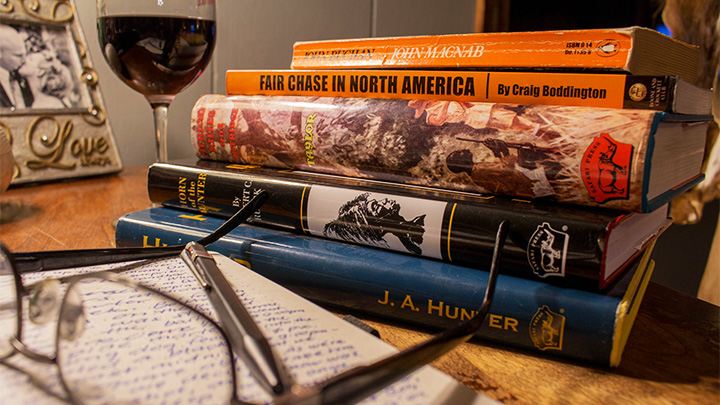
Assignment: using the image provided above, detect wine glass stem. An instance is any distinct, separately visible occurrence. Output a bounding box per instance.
[151,102,169,162]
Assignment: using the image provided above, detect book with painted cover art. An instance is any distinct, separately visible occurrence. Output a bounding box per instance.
[190,94,709,213]
[114,206,658,367]
[148,159,671,290]
[290,27,702,84]
[225,69,713,115]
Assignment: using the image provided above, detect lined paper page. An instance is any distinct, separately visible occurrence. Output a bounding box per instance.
[1,253,497,404]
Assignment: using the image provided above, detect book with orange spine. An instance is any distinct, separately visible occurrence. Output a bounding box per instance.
[290,27,702,84]
[225,69,712,114]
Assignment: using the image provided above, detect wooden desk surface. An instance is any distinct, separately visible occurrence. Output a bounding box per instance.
[1,166,718,404]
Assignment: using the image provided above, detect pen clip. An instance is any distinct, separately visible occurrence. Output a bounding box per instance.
[181,242,209,288]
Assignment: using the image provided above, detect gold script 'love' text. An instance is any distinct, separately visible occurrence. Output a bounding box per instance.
[25,116,112,170]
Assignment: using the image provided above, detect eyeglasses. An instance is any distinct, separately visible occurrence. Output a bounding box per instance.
[0,191,508,404]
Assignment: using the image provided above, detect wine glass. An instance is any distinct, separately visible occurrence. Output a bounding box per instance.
[96,0,216,162]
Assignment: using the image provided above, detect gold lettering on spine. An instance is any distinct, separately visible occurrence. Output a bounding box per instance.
[304,113,317,166]
[378,290,390,305]
[178,177,188,208]
[427,299,442,315]
[376,290,519,329]
[300,186,310,233]
[143,236,167,247]
[179,214,207,221]
[197,173,207,213]
[400,295,418,311]
[446,203,457,262]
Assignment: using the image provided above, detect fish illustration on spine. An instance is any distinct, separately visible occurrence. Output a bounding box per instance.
[323,192,427,255]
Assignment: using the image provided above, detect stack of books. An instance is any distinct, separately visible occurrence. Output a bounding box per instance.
[115,27,714,367]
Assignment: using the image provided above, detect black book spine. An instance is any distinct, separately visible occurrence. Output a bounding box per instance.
[148,162,613,289]
[621,75,676,111]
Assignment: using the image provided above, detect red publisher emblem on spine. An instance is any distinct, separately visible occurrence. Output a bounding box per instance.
[581,133,632,203]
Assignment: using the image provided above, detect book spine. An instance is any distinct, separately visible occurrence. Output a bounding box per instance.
[226,70,681,112]
[290,29,635,71]
[115,207,645,366]
[191,94,659,212]
[147,162,615,288]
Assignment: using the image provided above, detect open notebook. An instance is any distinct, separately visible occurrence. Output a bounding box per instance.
[1,252,497,404]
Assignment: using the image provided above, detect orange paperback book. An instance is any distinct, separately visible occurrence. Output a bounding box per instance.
[225,69,712,114]
[291,27,702,84]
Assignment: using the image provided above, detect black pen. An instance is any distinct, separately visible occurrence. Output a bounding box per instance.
[181,242,291,395]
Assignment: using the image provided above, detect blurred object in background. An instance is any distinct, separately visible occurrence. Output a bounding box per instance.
[664,0,720,225]
[0,130,12,194]
[0,130,22,223]
[663,0,720,305]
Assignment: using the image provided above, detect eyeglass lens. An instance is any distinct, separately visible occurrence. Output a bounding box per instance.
[56,276,236,404]
[1,208,503,405]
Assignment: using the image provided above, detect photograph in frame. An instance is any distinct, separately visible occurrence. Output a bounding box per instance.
[1,20,91,111]
[0,0,122,186]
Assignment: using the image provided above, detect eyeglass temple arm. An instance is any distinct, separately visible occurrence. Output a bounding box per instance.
[12,191,269,274]
[314,220,508,405]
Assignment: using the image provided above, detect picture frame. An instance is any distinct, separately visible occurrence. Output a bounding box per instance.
[0,0,122,186]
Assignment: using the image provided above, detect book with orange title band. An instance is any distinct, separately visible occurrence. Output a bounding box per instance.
[290,27,702,84]
[225,69,712,114]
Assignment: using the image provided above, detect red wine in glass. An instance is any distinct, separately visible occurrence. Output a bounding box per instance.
[97,14,216,161]
[98,16,215,101]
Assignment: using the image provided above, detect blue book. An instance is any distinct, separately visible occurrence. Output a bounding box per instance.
[115,206,657,366]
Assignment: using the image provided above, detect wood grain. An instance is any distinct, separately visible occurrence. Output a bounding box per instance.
[0,167,150,251]
[0,166,718,404]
